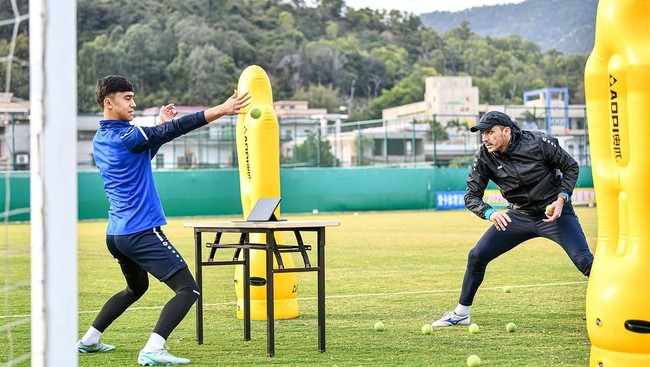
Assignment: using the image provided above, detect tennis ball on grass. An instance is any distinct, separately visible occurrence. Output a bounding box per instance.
[506,322,517,332]
[374,321,385,331]
[421,324,433,335]
[503,286,512,293]
[467,354,481,366]
[249,107,262,119]
[468,323,480,334]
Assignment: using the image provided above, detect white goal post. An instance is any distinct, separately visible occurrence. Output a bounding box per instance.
[29,0,78,366]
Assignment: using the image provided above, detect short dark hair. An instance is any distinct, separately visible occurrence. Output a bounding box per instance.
[95,75,134,108]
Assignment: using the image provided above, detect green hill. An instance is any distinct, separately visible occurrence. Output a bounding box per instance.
[420,0,598,55]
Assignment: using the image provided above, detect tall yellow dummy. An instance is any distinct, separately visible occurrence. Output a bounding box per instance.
[585,0,650,365]
[233,65,299,320]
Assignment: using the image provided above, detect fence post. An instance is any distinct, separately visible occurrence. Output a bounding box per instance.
[357,122,362,166]
[432,114,438,167]
[317,124,322,167]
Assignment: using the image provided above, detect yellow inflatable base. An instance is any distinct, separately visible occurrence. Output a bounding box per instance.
[236,298,299,321]
[233,250,299,321]
[591,346,650,367]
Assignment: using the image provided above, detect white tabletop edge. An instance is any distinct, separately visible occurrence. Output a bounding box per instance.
[184,220,340,229]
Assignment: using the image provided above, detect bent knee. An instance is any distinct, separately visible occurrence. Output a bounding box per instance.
[127,282,149,299]
[467,244,502,272]
[467,247,487,266]
[177,286,200,300]
[569,249,593,277]
[578,255,593,277]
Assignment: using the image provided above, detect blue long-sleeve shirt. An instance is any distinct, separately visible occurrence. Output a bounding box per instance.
[93,112,207,235]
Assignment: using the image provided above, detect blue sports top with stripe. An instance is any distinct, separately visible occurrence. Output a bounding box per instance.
[93,112,207,235]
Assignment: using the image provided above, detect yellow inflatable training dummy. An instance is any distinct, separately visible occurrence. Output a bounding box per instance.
[585,0,650,365]
[233,65,299,320]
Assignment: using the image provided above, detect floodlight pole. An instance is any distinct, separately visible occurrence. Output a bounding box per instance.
[29,0,78,366]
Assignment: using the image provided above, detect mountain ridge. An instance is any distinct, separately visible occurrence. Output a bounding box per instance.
[420,0,598,55]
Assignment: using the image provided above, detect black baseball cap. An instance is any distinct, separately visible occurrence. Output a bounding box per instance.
[470,111,515,132]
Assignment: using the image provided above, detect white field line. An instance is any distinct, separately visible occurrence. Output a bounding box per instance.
[0,281,587,321]
[299,281,588,300]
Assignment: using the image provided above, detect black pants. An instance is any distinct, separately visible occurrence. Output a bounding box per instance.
[459,204,593,306]
[91,233,200,339]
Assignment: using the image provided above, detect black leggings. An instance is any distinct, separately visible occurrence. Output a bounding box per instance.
[91,266,199,340]
[458,205,593,306]
[153,267,200,338]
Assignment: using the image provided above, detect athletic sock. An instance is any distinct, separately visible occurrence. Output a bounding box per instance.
[454,304,471,316]
[81,326,102,345]
[143,332,166,353]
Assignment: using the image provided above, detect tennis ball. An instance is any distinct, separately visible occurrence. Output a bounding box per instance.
[312,209,319,215]
[468,323,480,334]
[249,107,262,119]
[503,286,512,293]
[506,322,517,332]
[421,324,433,335]
[374,322,385,331]
[467,354,481,367]
[545,205,554,216]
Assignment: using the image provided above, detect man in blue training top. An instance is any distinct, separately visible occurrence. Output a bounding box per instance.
[77,75,250,366]
[431,111,593,328]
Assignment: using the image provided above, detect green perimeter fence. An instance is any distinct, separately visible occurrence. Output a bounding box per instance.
[0,166,593,222]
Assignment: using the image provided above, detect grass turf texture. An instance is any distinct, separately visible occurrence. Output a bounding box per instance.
[1,208,597,366]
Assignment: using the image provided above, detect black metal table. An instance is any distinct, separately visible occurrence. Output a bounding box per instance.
[184,220,339,357]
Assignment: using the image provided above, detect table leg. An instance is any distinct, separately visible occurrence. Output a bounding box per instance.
[195,230,204,345]
[243,246,251,341]
[266,230,275,357]
[317,228,326,352]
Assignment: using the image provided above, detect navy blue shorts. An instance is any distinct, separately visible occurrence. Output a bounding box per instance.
[106,227,188,281]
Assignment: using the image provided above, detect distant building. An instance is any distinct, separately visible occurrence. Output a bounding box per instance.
[374,78,589,166]
[0,93,30,170]
[329,76,479,167]
[274,100,326,119]
[483,87,588,166]
[382,76,480,127]
[272,101,349,166]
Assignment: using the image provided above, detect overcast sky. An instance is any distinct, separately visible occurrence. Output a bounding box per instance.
[343,0,526,14]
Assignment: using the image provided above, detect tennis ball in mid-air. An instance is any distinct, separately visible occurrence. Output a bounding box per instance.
[468,323,480,334]
[249,107,262,119]
[467,354,481,367]
[374,322,385,331]
[421,324,433,335]
[506,322,517,332]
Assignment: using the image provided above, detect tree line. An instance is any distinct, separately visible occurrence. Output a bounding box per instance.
[0,0,588,120]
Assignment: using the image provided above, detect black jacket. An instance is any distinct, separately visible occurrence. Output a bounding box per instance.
[465,123,579,218]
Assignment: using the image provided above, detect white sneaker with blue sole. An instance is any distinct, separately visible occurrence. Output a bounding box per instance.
[432,311,471,327]
[138,349,190,366]
[77,340,115,353]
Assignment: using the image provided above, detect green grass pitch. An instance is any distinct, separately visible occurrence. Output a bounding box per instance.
[1,208,597,366]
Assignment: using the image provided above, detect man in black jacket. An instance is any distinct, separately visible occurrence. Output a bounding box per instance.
[431,111,594,327]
